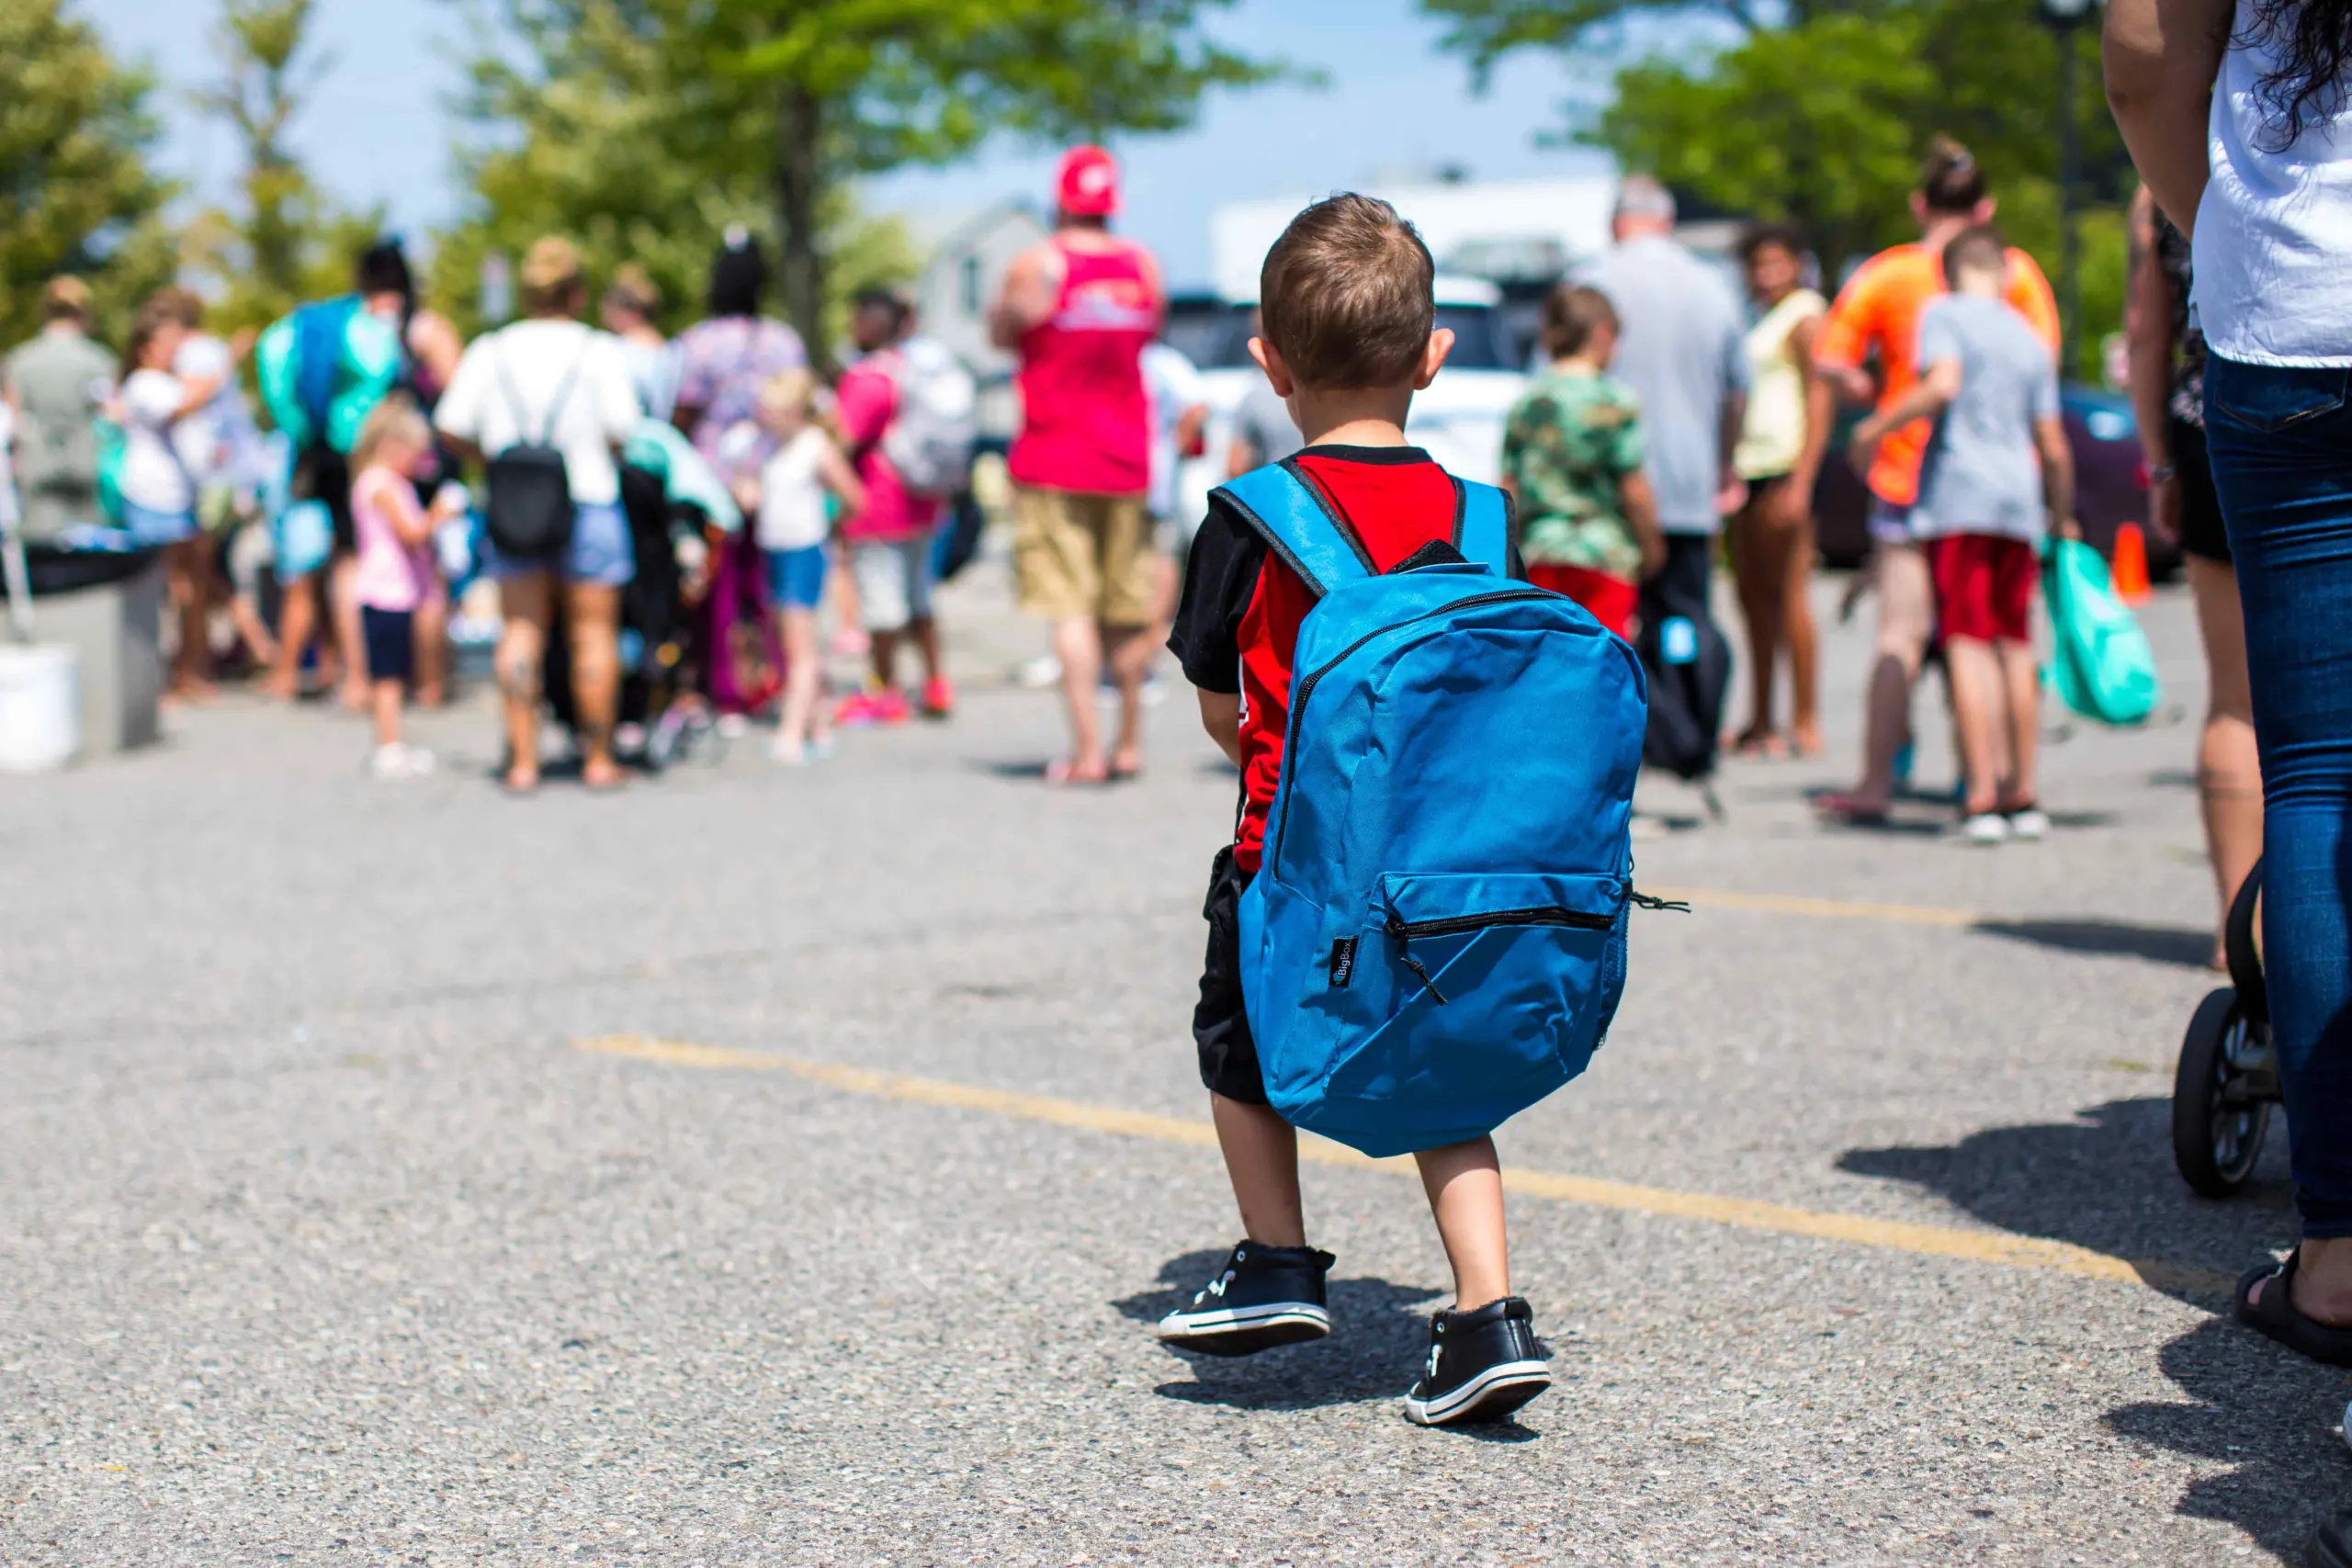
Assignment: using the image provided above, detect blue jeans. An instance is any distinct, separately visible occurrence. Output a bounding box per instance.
[2205,354,2352,1235]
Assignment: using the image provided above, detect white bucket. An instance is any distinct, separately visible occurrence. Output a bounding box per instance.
[0,643,80,773]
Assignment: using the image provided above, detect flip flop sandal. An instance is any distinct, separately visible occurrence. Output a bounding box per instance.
[1044,760,1107,787]
[2236,1250,2352,1367]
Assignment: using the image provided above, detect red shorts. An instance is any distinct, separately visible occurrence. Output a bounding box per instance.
[1528,561,1637,640]
[1929,533,2037,644]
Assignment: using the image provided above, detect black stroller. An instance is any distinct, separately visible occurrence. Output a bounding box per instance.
[543,465,721,773]
[2172,859,2282,1196]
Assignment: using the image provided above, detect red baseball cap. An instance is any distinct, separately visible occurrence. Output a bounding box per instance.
[1056,145,1120,218]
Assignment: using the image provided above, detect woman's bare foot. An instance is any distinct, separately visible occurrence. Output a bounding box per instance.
[1789,723,1824,758]
[338,680,370,713]
[582,757,628,791]
[1109,748,1144,782]
[502,765,540,795]
[1046,758,1109,786]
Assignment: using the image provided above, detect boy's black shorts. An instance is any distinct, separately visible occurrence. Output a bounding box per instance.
[1194,845,1270,1104]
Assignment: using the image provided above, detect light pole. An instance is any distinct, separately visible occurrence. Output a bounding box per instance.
[2037,0,2099,362]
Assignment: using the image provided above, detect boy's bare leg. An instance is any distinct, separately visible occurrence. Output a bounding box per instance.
[1210,1093,1305,1247]
[1942,635,2005,813]
[1996,638,2041,808]
[1415,1136,1510,1311]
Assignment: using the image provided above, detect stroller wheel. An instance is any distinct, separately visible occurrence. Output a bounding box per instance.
[2172,987,2273,1198]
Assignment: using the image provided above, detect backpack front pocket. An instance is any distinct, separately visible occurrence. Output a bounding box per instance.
[1317,871,1628,1117]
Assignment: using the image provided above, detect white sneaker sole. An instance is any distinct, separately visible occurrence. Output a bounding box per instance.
[1404,1359,1553,1426]
[1156,1302,1330,1356]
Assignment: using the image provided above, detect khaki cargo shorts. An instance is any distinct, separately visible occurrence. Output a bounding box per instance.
[1012,485,1159,627]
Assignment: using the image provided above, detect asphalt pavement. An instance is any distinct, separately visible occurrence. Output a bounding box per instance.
[2,557,2342,1566]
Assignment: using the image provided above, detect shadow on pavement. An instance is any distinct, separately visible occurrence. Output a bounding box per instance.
[1838,1097,2293,1306]
[1114,1250,1455,1416]
[1843,1100,2341,1551]
[2102,1316,2352,1559]
[1973,918,2217,968]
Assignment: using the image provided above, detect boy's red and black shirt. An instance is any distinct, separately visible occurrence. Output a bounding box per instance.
[1168,444,1524,876]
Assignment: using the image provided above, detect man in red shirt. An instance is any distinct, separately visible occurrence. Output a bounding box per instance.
[1156,194,1551,1427]
[990,145,1165,784]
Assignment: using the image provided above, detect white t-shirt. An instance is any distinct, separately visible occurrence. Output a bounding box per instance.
[118,369,195,515]
[434,320,640,505]
[1142,342,1205,522]
[2195,0,2352,366]
[756,426,832,552]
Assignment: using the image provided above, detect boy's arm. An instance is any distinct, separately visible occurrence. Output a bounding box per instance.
[2035,412,2078,535]
[1619,469,1668,581]
[1197,690,1242,768]
[1849,360,1960,465]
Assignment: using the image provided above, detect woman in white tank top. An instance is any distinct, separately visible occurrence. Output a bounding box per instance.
[2111,0,2352,1420]
[1724,224,1827,759]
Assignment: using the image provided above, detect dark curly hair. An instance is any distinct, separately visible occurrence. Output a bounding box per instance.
[2249,0,2352,146]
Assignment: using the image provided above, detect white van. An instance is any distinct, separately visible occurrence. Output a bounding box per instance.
[1164,276,1527,534]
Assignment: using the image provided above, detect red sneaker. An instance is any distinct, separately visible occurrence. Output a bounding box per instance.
[920,676,956,719]
[833,692,880,728]
[869,690,913,726]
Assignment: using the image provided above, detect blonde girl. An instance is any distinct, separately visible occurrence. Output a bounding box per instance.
[349,396,465,778]
[752,368,865,763]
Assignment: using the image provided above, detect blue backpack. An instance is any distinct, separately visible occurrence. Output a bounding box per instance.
[1222,462,1651,1159]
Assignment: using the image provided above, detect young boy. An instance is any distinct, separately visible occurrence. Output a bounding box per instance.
[1849,225,2072,845]
[1501,284,1666,640]
[1160,193,1551,1427]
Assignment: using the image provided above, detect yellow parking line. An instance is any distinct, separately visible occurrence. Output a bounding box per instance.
[575,1035,2231,1299]
[1645,886,1982,928]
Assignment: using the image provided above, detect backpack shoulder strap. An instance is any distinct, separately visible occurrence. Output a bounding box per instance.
[1214,460,1374,598]
[1453,477,1514,576]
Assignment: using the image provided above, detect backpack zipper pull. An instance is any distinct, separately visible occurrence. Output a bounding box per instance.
[1384,915,1453,1005]
[1629,890,1691,913]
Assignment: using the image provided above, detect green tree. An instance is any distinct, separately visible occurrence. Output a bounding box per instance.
[183,0,383,340]
[1427,0,2134,376]
[0,0,176,351]
[441,0,1276,360]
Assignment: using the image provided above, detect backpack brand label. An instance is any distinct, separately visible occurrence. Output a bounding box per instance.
[1329,937,1358,988]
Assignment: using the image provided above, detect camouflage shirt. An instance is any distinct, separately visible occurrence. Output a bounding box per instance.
[1501,367,1645,579]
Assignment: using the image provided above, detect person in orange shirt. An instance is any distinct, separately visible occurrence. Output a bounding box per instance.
[1811,139,2061,824]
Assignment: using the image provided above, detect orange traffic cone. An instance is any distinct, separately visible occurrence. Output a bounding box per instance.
[2112,522,2151,603]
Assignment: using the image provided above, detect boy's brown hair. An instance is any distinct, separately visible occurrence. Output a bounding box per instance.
[1541,284,1618,361]
[1941,223,2009,284]
[1258,193,1435,391]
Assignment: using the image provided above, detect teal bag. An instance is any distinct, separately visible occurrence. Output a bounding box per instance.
[2043,536,2161,726]
[94,418,126,525]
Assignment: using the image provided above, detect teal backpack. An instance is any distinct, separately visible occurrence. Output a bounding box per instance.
[2044,536,2162,726]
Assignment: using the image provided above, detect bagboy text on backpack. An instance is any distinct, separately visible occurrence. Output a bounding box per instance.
[1216,461,1649,1159]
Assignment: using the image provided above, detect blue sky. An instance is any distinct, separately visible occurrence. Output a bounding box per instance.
[77,0,1616,289]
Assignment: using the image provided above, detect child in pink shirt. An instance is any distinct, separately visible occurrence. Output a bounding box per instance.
[350,396,464,779]
[834,290,951,724]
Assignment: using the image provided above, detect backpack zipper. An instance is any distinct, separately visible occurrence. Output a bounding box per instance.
[1268,590,1555,874]
[1381,903,1618,1008]
[1385,906,1617,941]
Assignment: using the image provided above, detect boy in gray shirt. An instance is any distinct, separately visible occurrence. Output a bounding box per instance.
[1849,226,2073,845]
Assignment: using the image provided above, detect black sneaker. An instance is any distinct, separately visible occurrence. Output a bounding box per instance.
[1403,1296,1551,1426]
[1155,1242,1335,1356]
